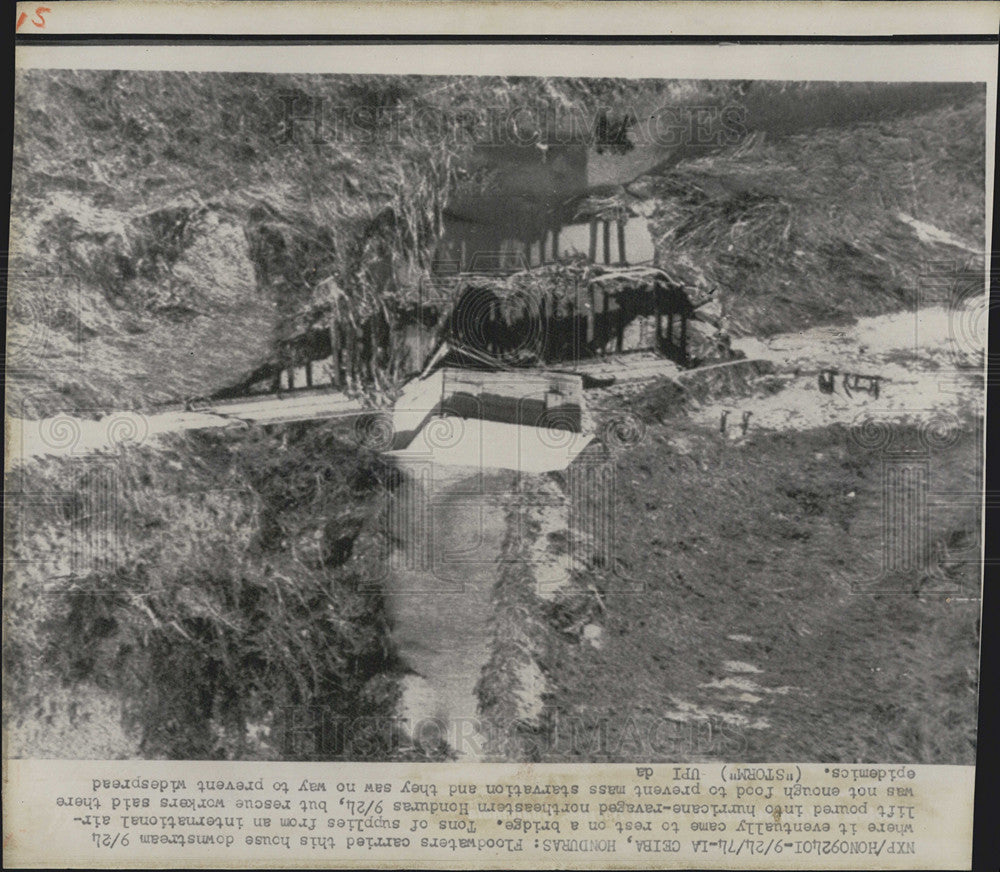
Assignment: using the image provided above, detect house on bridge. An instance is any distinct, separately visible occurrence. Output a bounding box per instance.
[382,266,701,473]
[211,261,700,404]
[435,262,699,371]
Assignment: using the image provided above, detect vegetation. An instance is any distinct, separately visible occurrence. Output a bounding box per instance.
[648,97,985,335]
[9,71,658,414]
[547,412,982,763]
[10,75,982,414]
[4,421,401,759]
[5,74,985,760]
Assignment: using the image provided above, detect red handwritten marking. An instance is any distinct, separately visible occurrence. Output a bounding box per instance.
[16,6,50,30]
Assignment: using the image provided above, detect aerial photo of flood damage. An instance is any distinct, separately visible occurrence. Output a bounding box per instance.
[5,73,986,763]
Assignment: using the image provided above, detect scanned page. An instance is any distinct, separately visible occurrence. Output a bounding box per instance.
[4,2,996,868]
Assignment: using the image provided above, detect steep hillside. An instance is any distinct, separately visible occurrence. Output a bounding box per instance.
[647,97,985,336]
[4,420,399,760]
[8,75,983,417]
[8,71,669,416]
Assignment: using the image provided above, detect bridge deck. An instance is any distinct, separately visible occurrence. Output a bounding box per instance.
[568,350,683,385]
[176,387,369,425]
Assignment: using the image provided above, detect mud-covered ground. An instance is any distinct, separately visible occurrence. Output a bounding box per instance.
[546,418,980,763]
[541,307,983,764]
[5,73,986,762]
[349,302,985,763]
[4,297,984,763]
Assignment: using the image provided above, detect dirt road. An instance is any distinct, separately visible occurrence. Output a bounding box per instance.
[7,390,366,463]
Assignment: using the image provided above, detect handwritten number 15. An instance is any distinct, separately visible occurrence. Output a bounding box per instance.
[16,6,52,30]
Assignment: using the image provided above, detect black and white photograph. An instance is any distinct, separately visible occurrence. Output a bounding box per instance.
[5,2,998,867]
[6,61,988,768]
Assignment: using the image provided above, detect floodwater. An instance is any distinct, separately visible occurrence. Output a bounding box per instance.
[383,463,512,757]
[696,302,985,435]
[379,298,986,757]
[434,213,657,274]
[381,368,592,757]
[554,217,656,264]
[435,142,663,273]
